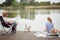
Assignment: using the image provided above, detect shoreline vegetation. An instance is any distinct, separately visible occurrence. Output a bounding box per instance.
[0,0,60,10]
[25,5,60,9]
[0,5,60,10]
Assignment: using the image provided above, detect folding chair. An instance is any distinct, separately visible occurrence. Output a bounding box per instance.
[0,16,12,35]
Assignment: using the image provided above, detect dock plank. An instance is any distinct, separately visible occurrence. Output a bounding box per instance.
[0,31,60,40]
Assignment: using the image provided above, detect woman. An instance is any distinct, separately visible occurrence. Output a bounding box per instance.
[2,11,17,33]
[46,17,54,33]
[45,17,58,36]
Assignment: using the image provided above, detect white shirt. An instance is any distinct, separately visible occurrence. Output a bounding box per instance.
[3,17,10,23]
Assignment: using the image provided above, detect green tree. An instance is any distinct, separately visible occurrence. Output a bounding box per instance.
[29,0,35,5]
[52,2,56,5]
[11,1,19,7]
[55,2,60,5]
[2,0,15,6]
[39,1,50,6]
[34,2,40,6]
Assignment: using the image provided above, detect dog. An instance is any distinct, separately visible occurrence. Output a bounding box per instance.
[24,24,31,32]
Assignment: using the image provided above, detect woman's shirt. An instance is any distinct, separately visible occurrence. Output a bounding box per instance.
[46,22,54,33]
[3,17,10,24]
[3,17,15,24]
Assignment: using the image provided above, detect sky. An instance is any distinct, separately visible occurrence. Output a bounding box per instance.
[0,0,60,4]
[0,0,5,4]
[35,0,60,3]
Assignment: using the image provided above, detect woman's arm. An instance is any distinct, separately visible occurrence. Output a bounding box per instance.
[8,20,15,23]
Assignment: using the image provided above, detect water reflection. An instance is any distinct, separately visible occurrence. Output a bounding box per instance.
[20,9,35,20]
[35,9,50,14]
[7,9,51,20]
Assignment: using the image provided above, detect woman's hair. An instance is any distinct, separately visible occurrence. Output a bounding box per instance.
[47,17,52,23]
[2,11,8,17]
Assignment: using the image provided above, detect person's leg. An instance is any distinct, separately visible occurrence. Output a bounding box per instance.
[11,23,17,33]
[12,26,16,33]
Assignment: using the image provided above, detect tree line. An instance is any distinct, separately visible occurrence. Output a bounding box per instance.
[0,0,60,7]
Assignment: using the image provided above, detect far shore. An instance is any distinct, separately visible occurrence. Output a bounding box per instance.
[0,5,60,10]
[25,5,60,9]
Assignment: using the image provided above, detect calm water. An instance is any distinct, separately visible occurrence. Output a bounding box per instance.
[0,9,60,31]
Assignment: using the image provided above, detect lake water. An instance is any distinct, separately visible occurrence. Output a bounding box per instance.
[0,9,60,32]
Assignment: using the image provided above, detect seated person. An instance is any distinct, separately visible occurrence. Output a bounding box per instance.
[45,17,58,36]
[2,11,17,33]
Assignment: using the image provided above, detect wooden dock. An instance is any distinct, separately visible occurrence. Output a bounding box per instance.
[0,31,60,40]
